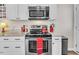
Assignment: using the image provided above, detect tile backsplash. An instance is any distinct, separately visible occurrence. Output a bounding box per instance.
[0,20,55,32]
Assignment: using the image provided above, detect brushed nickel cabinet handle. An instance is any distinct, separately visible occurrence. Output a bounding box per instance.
[4,39,9,40]
[15,46,20,48]
[15,39,20,40]
[4,46,9,48]
[55,39,59,40]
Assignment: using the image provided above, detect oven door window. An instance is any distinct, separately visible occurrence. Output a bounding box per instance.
[43,40,48,53]
[29,10,44,17]
[29,40,48,53]
[29,40,37,53]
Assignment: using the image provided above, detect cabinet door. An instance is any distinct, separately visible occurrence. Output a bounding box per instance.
[75,5,79,52]
[6,4,18,20]
[19,4,28,20]
[52,37,62,55]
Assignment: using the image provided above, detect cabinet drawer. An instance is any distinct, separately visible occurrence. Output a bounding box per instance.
[12,37,25,41]
[6,51,25,55]
[0,47,25,51]
[52,37,61,40]
[0,51,7,55]
[0,51,25,55]
[0,42,25,51]
[0,37,11,41]
[52,37,61,43]
[0,41,25,45]
[0,37,25,42]
[13,46,25,51]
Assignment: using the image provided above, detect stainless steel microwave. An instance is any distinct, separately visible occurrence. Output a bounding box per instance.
[28,6,49,20]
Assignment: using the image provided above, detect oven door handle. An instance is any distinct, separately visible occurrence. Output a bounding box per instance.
[45,37,52,39]
[25,37,30,39]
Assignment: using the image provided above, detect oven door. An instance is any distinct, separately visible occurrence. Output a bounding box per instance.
[28,39,49,54]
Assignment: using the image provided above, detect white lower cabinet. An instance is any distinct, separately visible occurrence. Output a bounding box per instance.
[52,37,62,55]
[6,51,25,55]
[0,36,25,55]
[0,50,7,55]
[0,37,24,42]
[0,51,25,55]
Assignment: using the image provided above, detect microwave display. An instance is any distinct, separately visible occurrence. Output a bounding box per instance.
[29,10,44,17]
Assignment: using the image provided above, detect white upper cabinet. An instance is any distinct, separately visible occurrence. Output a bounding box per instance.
[18,4,28,20]
[6,4,29,20]
[49,5,57,20]
[6,4,18,20]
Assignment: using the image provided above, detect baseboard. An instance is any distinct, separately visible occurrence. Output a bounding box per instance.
[73,49,79,54]
[68,48,74,51]
[73,50,79,55]
[68,48,79,54]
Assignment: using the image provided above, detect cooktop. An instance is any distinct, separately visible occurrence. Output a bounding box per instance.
[25,33,52,37]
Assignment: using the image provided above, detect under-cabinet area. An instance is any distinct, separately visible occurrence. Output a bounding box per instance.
[0,4,78,55]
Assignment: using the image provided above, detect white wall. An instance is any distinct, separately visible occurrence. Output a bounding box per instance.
[56,4,74,50]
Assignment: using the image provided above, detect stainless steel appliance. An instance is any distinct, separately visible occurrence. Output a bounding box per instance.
[28,6,49,20]
[62,37,68,55]
[30,25,48,34]
[25,34,52,55]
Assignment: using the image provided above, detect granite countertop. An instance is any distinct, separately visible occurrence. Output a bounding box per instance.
[0,31,26,37]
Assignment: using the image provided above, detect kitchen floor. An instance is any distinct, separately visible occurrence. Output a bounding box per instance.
[68,51,78,55]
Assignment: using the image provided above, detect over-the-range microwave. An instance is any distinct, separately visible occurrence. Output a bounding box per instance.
[28,6,49,20]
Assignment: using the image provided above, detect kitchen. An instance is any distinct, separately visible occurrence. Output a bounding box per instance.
[0,4,77,55]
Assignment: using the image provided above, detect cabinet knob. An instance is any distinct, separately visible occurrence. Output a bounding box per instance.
[15,46,20,48]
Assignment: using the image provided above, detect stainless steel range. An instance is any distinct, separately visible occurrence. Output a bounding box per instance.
[25,33,52,55]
